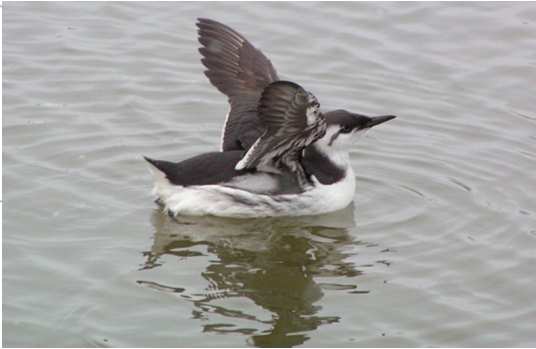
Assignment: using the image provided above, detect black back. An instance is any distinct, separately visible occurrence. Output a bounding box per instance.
[145,151,246,186]
[145,151,305,195]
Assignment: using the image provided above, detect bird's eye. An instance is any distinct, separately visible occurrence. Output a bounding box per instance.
[340,125,353,134]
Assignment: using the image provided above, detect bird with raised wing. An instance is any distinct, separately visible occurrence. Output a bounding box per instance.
[145,18,396,217]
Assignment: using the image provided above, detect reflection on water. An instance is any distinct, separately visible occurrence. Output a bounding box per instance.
[140,208,378,347]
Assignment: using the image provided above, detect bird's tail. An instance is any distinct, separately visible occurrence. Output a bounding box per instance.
[143,156,171,184]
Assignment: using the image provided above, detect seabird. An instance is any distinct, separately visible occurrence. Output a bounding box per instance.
[145,18,396,218]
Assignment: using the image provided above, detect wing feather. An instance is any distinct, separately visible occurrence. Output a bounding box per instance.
[197,18,279,151]
[235,81,326,175]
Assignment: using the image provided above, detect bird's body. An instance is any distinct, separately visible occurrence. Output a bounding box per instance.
[149,157,355,218]
[145,18,396,218]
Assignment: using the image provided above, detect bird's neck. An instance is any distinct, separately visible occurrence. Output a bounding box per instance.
[302,143,350,185]
[316,142,351,168]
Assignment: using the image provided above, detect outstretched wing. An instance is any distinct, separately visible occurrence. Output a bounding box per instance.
[235,81,327,174]
[197,18,279,151]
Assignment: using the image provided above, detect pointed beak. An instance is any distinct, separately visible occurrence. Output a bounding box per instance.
[366,115,397,128]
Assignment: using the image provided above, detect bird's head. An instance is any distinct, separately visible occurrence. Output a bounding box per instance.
[316,109,396,150]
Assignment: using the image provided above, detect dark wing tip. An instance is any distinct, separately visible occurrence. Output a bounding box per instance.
[196,18,279,97]
[196,17,217,26]
[196,18,230,30]
[196,17,241,41]
[196,17,212,28]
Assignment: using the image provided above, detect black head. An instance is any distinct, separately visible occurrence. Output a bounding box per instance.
[325,109,396,132]
[322,109,396,147]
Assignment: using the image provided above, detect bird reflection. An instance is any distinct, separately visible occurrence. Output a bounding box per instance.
[140,206,373,347]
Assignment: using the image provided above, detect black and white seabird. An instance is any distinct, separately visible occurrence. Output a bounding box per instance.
[145,18,396,218]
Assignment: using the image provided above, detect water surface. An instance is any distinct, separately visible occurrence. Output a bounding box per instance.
[3,2,536,347]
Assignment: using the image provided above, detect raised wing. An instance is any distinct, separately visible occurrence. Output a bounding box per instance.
[197,18,279,151]
[235,81,327,188]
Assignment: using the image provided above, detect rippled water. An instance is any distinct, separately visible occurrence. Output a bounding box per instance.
[3,2,536,347]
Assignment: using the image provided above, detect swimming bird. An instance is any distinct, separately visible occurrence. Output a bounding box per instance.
[145,18,396,218]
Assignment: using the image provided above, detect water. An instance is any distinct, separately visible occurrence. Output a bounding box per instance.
[3,2,536,347]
